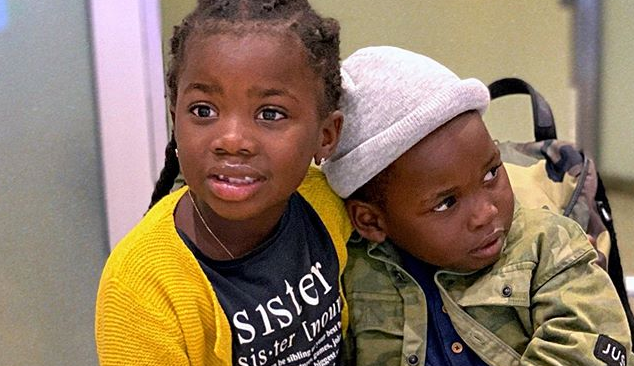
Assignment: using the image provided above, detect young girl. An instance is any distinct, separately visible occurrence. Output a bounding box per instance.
[95,1,351,365]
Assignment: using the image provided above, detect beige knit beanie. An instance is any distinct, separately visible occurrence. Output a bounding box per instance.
[322,46,490,198]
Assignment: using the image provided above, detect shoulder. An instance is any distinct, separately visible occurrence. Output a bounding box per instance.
[345,236,385,275]
[344,237,399,294]
[514,205,587,234]
[99,187,208,299]
[96,188,232,362]
[298,167,353,264]
[297,166,347,218]
[509,205,591,253]
[345,236,377,277]
[502,205,597,281]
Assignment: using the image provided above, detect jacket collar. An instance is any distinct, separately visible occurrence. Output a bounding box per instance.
[365,237,405,267]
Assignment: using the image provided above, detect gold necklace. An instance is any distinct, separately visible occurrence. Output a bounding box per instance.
[187,190,236,259]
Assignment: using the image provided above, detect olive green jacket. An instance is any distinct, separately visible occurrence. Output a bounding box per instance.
[343,205,633,366]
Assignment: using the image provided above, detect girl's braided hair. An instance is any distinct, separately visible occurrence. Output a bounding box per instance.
[148,0,341,209]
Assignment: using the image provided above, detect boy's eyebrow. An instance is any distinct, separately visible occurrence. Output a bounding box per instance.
[183,82,223,95]
[482,148,501,170]
[427,187,456,202]
[248,87,300,103]
[423,149,501,204]
[417,183,457,208]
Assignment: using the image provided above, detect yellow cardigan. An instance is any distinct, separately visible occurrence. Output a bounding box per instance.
[95,168,352,366]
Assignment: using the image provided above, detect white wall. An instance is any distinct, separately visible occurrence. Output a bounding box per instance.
[601,2,634,181]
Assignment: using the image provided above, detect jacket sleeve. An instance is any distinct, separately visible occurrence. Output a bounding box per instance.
[522,221,633,365]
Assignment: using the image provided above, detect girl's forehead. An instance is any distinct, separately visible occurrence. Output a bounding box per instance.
[185,26,306,60]
[183,31,309,69]
[191,20,302,45]
[176,29,322,102]
[173,21,328,114]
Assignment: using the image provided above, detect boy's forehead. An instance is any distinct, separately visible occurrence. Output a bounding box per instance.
[390,112,494,183]
[408,111,482,158]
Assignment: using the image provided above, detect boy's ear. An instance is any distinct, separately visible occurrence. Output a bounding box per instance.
[345,199,388,243]
[315,110,343,165]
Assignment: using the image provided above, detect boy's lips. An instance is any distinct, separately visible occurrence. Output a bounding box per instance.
[206,165,266,202]
[469,228,505,260]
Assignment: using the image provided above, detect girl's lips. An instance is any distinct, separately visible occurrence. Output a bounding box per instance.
[215,174,259,185]
[207,173,265,202]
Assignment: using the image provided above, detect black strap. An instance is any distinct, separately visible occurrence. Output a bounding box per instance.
[596,173,634,345]
[488,78,558,141]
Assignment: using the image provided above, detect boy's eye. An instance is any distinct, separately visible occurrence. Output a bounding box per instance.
[484,164,501,182]
[433,196,457,212]
[257,108,286,121]
[190,105,217,118]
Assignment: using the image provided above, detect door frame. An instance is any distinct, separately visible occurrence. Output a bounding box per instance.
[89,0,167,249]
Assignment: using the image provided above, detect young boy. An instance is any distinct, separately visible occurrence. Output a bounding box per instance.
[323,46,633,366]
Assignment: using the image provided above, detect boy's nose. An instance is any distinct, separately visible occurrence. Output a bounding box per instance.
[468,195,499,231]
[210,116,257,156]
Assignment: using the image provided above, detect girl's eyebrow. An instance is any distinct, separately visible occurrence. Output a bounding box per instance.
[184,82,223,95]
[182,83,300,104]
[248,87,300,103]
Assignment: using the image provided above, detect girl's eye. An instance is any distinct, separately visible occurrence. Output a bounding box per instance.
[190,105,216,118]
[484,164,501,182]
[257,108,286,121]
[433,196,457,212]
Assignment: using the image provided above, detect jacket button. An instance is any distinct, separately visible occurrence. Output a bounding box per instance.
[451,342,464,354]
[407,354,419,365]
[502,285,513,297]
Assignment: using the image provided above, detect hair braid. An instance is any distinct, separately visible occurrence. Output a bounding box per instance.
[148,131,180,209]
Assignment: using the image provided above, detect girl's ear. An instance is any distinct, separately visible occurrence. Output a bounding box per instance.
[345,199,388,243]
[314,110,343,165]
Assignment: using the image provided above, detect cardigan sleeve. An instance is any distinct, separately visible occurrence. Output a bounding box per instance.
[95,277,191,366]
[95,253,233,366]
[95,188,233,366]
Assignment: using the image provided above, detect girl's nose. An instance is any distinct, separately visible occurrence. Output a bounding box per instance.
[210,116,257,156]
[468,195,499,231]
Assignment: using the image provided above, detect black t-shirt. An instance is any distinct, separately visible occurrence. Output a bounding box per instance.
[179,192,342,366]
